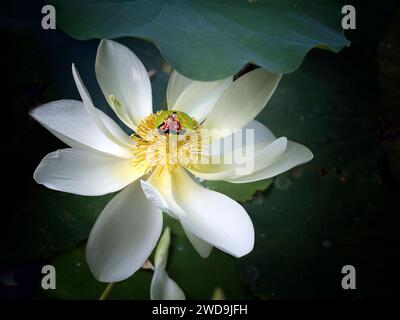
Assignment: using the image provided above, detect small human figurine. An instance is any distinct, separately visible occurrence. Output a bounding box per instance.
[158,112,184,135]
[158,115,172,134]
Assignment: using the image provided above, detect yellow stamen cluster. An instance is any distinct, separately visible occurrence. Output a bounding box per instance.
[130,111,208,173]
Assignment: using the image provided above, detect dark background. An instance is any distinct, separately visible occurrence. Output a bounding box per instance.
[1,0,399,299]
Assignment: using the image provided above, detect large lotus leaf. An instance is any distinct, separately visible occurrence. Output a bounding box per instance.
[50,0,349,80]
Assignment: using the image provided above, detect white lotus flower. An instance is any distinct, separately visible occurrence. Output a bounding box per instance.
[32,39,313,283]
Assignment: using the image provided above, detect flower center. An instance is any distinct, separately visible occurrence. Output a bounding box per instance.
[130,110,207,173]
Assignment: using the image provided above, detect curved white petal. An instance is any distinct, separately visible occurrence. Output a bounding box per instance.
[203,68,282,139]
[72,64,133,151]
[150,267,185,300]
[141,167,213,257]
[244,120,276,144]
[86,181,162,282]
[182,226,213,258]
[166,70,194,108]
[34,148,143,196]
[30,100,133,158]
[171,75,232,123]
[172,169,254,258]
[189,137,288,181]
[141,166,185,219]
[189,120,277,179]
[140,180,169,214]
[227,141,314,183]
[95,39,152,129]
[208,120,276,158]
[141,167,213,258]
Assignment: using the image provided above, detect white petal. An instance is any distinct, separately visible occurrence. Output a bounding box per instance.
[34,148,143,196]
[189,137,288,181]
[171,75,232,123]
[140,180,169,214]
[95,39,152,129]
[141,166,185,219]
[72,64,133,150]
[188,120,277,179]
[150,267,185,300]
[141,168,213,257]
[227,141,313,183]
[86,181,162,282]
[208,120,276,158]
[172,169,254,257]
[203,68,282,139]
[30,100,132,158]
[244,120,276,144]
[182,226,213,258]
[166,70,194,108]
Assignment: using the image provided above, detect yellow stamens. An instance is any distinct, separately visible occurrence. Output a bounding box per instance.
[130,111,207,173]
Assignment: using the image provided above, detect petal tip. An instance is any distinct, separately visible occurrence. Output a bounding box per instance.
[306,148,314,162]
[140,179,169,211]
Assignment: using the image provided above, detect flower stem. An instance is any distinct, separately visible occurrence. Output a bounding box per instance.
[99,282,115,300]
